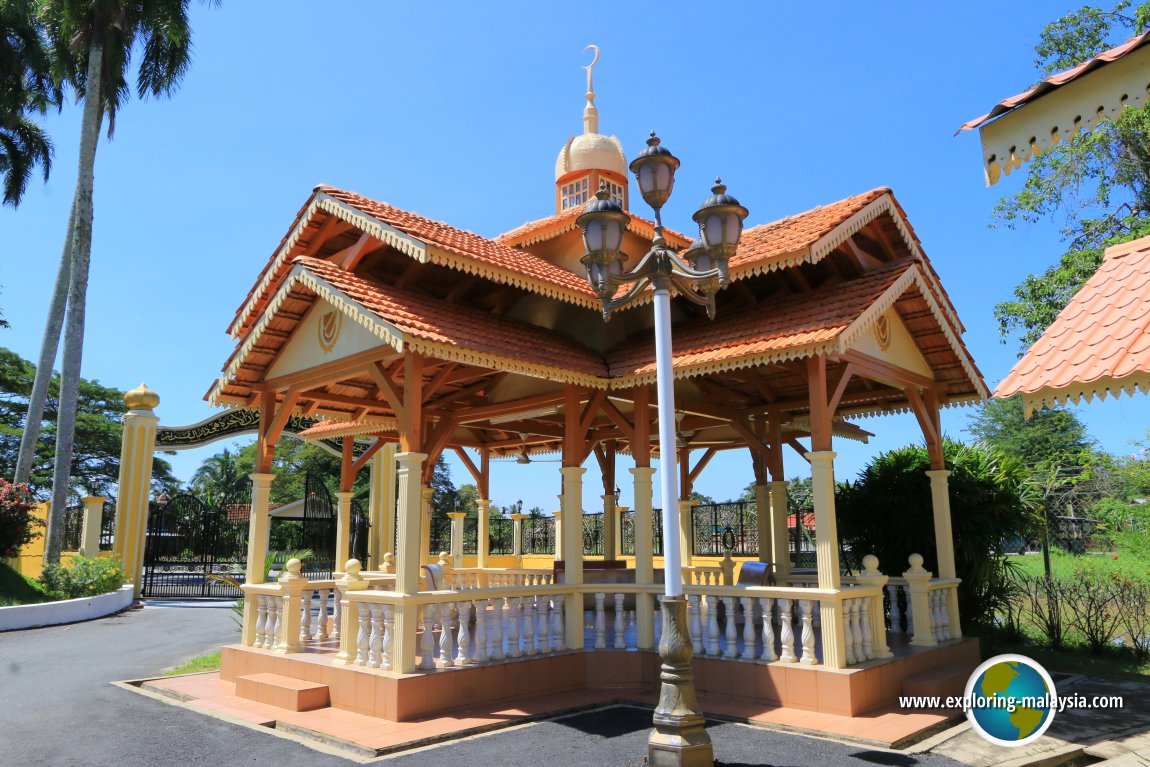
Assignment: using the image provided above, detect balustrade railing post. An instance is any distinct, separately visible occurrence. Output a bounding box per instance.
[799,599,819,665]
[614,593,626,649]
[903,554,937,646]
[704,596,720,656]
[369,603,383,668]
[275,560,308,654]
[687,594,702,654]
[334,559,367,664]
[777,598,796,663]
[740,596,756,660]
[723,596,738,659]
[759,597,777,662]
[855,554,892,658]
[594,593,607,649]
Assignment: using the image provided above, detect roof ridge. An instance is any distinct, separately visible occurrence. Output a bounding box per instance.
[743,187,891,234]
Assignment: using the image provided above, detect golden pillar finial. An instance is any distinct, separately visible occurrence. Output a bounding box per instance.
[582,44,600,134]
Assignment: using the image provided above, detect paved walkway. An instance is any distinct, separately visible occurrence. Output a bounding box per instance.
[0,599,971,766]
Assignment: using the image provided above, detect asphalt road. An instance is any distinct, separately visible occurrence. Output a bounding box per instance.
[0,603,966,767]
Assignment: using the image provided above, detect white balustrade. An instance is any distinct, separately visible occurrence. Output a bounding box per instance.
[799,599,817,665]
[368,603,383,668]
[507,597,521,658]
[705,596,720,656]
[594,593,607,649]
[614,593,626,649]
[440,602,456,667]
[778,598,796,663]
[723,597,738,659]
[688,595,702,654]
[759,597,777,662]
[740,596,756,661]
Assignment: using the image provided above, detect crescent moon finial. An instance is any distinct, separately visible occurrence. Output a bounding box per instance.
[582,44,599,98]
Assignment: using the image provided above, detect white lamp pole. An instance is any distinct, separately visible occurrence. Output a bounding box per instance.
[577,132,748,767]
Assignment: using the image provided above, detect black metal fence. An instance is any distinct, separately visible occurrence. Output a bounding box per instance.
[61,503,84,551]
[429,514,452,555]
[489,517,515,555]
[620,509,664,556]
[582,512,603,556]
[100,500,115,551]
[691,501,759,556]
[521,516,555,555]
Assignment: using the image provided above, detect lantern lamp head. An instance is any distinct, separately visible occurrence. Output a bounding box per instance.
[628,132,680,213]
[577,183,631,297]
[692,178,748,287]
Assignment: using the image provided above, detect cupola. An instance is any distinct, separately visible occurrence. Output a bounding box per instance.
[554,46,629,214]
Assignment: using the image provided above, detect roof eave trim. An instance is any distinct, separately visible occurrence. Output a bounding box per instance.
[1006,373,1150,418]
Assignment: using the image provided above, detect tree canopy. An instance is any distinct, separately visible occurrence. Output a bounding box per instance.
[994,1,1150,350]
[0,0,56,206]
[0,346,177,498]
[967,394,1096,469]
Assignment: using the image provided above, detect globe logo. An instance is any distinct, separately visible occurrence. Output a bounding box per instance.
[965,654,1057,746]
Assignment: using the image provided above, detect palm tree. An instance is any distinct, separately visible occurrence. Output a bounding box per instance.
[0,0,56,207]
[190,448,250,506]
[36,0,217,565]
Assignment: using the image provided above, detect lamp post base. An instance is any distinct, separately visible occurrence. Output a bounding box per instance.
[648,595,713,767]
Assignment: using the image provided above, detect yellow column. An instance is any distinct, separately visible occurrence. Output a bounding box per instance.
[114,385,160,598]
[334,491,353,572]
[552,510,563,559]
[677,499,694,567]
[769,481,791,577]
[753,483,770,565]
[511,512,528,564]
[245,473,275,585]
[476,499,491,569]
[79,496,106,558]
[927,469,962,637]
[448,511,466,568]
[560,466,585,649]
[631,466,656,649]
[807,452,840,589]
[600,493,616,561]
[394,451,426,673]
[368,443,397,565]
[420,486,434,564]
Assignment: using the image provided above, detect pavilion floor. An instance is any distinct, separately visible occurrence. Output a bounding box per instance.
[139,625,977,758]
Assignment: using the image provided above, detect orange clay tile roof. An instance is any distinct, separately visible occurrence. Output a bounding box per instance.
[729,188,889,274]
[292,257,607,380]
[608,257,915,379]
[496,207,692,248]
[995,236,1150,414]
[959,30,1150,133]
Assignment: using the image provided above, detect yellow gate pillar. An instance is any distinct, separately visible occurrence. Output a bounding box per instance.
[768,480,791,577]
[394,451,427,673]
[476,499,491,568]
[368,443,397,566]
[79,496,106,558]
[334,491,353,571]
[559,466,585,649]
[631,466,656,649]
[114,385,160,598]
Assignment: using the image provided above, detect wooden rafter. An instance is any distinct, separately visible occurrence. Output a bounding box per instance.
[335,232,377,271]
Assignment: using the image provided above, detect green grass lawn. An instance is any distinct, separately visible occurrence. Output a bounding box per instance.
[162,651,221,676]
[0,563,52,606]
[986,637,1150,681]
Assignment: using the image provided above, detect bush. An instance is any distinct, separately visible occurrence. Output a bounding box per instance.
[836,440,1042,631]
[0,479,41,557]
[1017,573,1069,650]
[39,556,125,600]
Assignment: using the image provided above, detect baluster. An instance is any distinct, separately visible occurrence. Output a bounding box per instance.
[687,594,702,654]
[489,598,505,660]
[886,584,901,633]
[457,601,473,664]
[705,596,720,656]
[905,587,914,637]
[523,597,536,656]
[354,601,369,665]
[614,593,626,649]
[316,589,330,640]
[740,597,756,660]
[382,604,394,671]
[265,596,281,650]
[628,610,637,651]
[778,598,796,663]
[852,598,866,660]
[551,595,565,652]
[723,596,739,658]
[843,598,858,665]
[300,588,313,642]
[440,602,456,667]
[799,599,817,665]
[333,586,343,640]
[860,597,874,660]
[254,594,268,648]
[507,597,521,657]
[594,593,607,649]
[535,596,549,653]
[420,604,436,670]
[759,597,777,662]
[368,603,383,668]
[473,600,489,662]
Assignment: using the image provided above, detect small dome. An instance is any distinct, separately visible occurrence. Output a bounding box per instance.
[555,132,627,180]
[124,383,160,410]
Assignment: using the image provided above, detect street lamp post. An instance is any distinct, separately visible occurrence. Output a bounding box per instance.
[577,132,747,767]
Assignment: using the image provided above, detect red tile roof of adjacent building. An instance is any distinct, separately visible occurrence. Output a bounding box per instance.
[995,236,1150,413]
[496,207,692,249]
[958,30,1150,133]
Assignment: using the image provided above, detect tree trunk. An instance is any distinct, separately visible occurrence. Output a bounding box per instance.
[44,40,104,566]
[14,197,76,487]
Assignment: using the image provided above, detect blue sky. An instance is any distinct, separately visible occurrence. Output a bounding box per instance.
[1,1,1146,511]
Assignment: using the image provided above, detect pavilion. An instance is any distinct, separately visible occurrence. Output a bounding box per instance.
[118,68,985,729]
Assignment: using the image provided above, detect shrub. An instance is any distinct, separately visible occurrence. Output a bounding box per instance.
[39,556,125,600]
[1062,570,1123,654]
[836,440,1042,631]
[0,480,41,557]
[1114,576,1150,660]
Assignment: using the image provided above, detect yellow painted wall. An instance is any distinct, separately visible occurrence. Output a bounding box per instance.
[4,502,109,580]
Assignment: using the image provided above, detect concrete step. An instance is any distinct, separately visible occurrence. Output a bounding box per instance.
[235,672,330,712]
[901,664,972,700]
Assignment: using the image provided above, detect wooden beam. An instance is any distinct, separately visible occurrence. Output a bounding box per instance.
[302,214,342,258]
[426,373,506,411]
[688,447,717,485]
[766,409,785,480]
[631,386,651,467]
[367,361,405,415]
[400,355,423,452]
[578,390,608,436]
[259,347,394,393]
[827,363,856,415]
[563,385,581,466]
[786,438,812,462]
[264,388,302,447]
[351,437,388,476]
[423,363,459,400]
[730,417,774,462]
[335,232,376,270]
[479,448,490,499]
[422,418,458,483]
[598,398,636,443]
[394,261,425,290]
[445,275,476,302]
[836,350,936,391]
[454,446,482,487]
[340,436,355,491]
[807,355,831,451]
[455,391,567,424]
